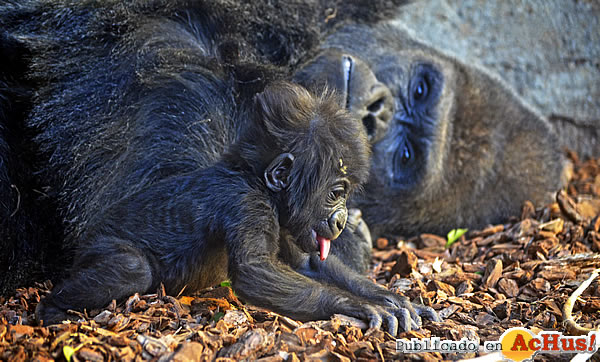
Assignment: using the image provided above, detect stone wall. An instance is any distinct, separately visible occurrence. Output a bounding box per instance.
[396,0,600,155]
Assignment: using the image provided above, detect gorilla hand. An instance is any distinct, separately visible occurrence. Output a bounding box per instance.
[298,252,440,334]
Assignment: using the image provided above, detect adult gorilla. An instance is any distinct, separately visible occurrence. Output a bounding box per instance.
[294,22,568,237]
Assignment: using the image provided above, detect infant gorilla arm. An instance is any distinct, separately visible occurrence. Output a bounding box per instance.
[36,83,437,334]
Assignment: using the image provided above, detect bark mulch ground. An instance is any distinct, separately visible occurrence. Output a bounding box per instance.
[2,151,600,361]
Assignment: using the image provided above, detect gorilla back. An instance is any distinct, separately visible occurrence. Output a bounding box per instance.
[0,1,407,239]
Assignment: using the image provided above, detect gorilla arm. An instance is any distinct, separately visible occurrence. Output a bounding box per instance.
[225,197,411,336]
[35,168,400,330]
[290,238,439,332]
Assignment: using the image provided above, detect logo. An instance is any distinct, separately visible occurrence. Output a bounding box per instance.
[499,327,597,361]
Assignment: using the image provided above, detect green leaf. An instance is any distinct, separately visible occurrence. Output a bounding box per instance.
[219,280,237,297]
[63,346,75,362]
[212,311,225,322]
[446,228,468,248]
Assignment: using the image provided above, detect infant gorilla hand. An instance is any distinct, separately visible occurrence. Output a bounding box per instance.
[346,208,372,247]
[303,208,439,334]
[379,292,440,332]
[343,209,440,331]
[368,292,440,335]
[338,293,438,336]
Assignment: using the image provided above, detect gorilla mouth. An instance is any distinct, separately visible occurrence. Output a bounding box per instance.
[311,229,331,261]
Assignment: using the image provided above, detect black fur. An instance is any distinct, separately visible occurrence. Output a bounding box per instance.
[0,0,415,293]
[0,31,62,293]
[0,1,437,333]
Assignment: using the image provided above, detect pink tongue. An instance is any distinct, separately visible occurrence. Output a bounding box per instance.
[317,236,331,261]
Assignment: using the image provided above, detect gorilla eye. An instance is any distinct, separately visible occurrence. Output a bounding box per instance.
[413,78,428,102]
[401,141,411,164]
[328,182,348,202]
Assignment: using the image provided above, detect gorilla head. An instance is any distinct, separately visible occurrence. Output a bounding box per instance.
[295,22,567,237]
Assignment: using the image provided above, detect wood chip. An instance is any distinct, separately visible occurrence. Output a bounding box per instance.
[390,250,417,277]
[3,151,600,361]
[557,189,584,223]
[482,259,503,289]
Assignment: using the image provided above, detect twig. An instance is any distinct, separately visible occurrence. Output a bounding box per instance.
[563,268,600,335]
[79,324,117,337]
[175,285,187,298]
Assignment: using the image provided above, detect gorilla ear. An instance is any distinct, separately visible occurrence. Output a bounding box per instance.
[265,153,295,192]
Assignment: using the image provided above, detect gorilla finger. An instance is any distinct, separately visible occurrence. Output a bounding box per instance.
[383,311,399,336]
[411,314,420,330]
[354,217,372,246]
[346,208,362,232]
[389,295,420,324]
[364,305,383,330]
[392,307,413,333]
[398,296,426,327]
[408,306,422,328]
[416,305,440,322]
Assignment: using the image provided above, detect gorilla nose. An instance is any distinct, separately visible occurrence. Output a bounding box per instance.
[329,209,348,239]
[359,84,394,143]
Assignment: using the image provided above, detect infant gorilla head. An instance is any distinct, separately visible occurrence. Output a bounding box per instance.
[236,82,371,259]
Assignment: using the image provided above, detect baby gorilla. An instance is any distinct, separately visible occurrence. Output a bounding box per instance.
[36,83,436,334]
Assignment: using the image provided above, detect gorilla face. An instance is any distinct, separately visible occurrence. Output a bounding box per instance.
[349,50,461,237]
[293,49,394,144]
[370,56,445,191]
[296,47,455,236]
[295,22,565,238]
